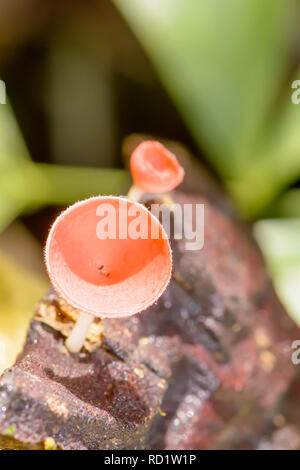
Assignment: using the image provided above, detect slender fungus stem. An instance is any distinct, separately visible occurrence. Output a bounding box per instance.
[65,311,94,353]
[127,184,145,202]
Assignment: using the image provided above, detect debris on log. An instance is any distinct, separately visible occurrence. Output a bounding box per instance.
[0,187,299,449]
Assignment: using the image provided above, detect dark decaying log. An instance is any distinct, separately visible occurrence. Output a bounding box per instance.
[0,186,299,449]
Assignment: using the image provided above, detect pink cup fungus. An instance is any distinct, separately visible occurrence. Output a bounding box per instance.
[45,196,172,353]
[128,140,185,201]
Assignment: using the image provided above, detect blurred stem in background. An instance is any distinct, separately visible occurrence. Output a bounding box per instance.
[0,99,130,232]
[254,219,300,325]
[0,250,48,374]
[277,189,300,218]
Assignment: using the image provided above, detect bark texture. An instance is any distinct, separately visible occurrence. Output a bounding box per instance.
[0,171,299,449]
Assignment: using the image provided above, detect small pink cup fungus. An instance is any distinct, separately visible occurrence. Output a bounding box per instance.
[45,196,172,353]
[128,140,185,201]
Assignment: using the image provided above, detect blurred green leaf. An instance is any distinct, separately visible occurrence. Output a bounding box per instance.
[0,191,24,232]
[0,250,48,373]
[0,160,130,232]
[31,164,130,207]
[115,0,299,217]
[254,219,300,325]
[115,1,300,326]
[0,100,30,166]
[0,97,31,229]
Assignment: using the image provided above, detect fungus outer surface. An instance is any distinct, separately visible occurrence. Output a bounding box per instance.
[130,141,184,193]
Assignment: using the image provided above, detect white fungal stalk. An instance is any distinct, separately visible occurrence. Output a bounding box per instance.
[127,184,145,202]
[66,311,94,353]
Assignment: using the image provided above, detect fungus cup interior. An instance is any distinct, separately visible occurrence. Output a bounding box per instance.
[45,197,171,318]
[130,141,184,193]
